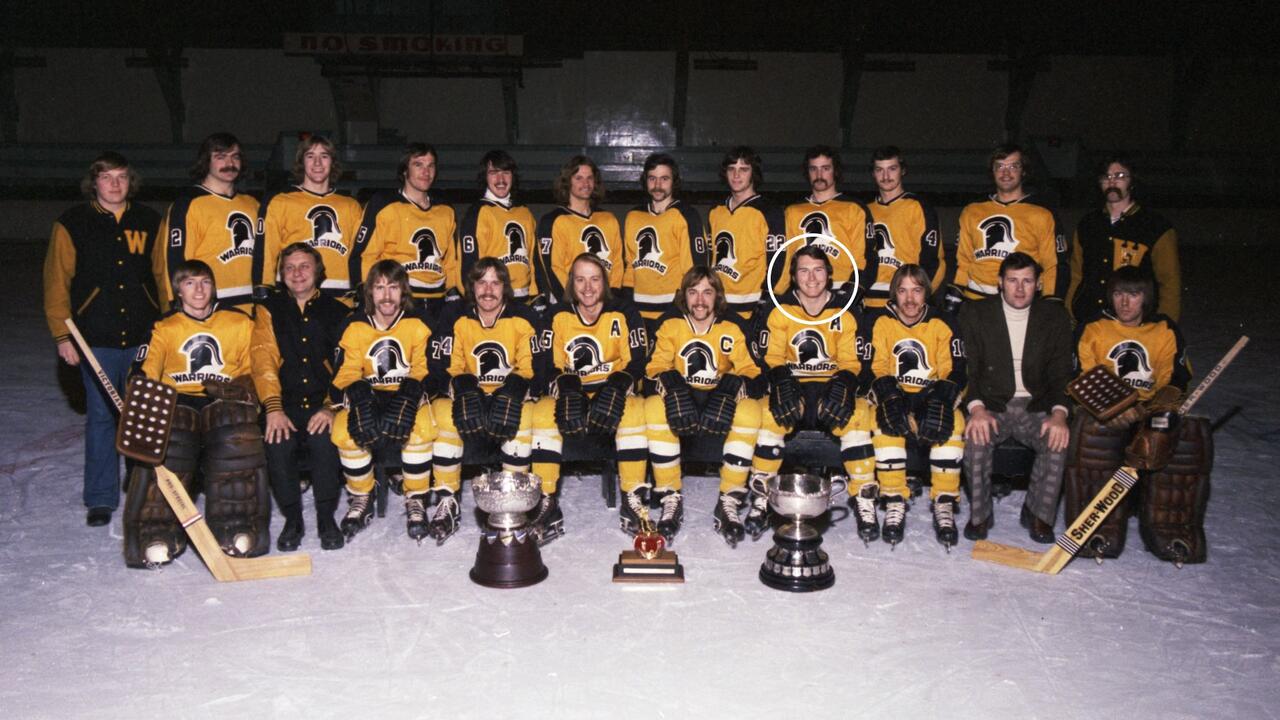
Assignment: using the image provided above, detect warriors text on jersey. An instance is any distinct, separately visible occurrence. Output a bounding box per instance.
[458,199,538,299]
[254,187,363,296]
[709,195,785,313]
[545,300,647,391]
[777,193,876,294]
[866,192,944,305]
[646,311,760,390]
[535,207,624,302]
[140,306,254,396]
[154,185,261,305]
[1076,313,1190,401]
[329,310,430,395]
[1068,203,1181,322]
[351,191,459,300]
[621,201,709,320]
[954,195,1066,300]
[759,288,862,382]
[866,304,966,393]
[430,302,545,393]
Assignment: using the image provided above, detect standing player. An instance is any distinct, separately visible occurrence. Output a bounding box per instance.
[644,267,765,544]
[710,146,786,318]
[529,254,648,543]
[350,143,459,315]
[865,146,944,308]
[622,153,709,336]
[253,135,363,303]
[428,258,547,544]
[44,151,161,527]
[458,150,539,303]
[535,155,624,304]
[865,265,967,547]
[153,133,260,307]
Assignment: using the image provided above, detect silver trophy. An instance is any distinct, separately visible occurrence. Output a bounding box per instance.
[757,473,848,592]
[470,471,548,588]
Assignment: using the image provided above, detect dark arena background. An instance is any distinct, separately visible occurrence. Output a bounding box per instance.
[2,2,1277,718]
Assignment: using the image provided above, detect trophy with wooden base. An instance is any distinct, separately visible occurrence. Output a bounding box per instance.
[613,511,685,583]
[470,471,548,588]
[758,473,846,592]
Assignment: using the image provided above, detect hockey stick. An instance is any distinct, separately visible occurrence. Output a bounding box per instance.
[66,319,311,582]
[972,335,1249,574]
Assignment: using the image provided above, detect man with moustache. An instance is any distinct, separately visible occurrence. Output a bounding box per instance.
[458,150,539,303]
[709,146,786,318]
[865,146,944,308]
[535,155,625,303]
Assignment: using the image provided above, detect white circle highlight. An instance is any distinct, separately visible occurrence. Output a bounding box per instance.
[764,232,860,326]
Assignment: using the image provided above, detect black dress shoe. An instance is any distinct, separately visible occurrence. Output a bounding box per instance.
[86,507,112,527]
[963,516,992,541]
[276,518,305,552]
[1020,505,1055,544]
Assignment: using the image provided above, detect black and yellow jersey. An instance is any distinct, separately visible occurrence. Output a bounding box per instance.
[776,193,877,295]
[350,190,459,301]
[139,305,254,396]
[535,206,624,302]
[1069,203,1181,323]
[953,194,1066,300]
[646,311,760,390]
[709,194,786,315]
[154,185,261,306]
[756,287,862,383]
[865,304,965,394]
[329,311,430,398]
[545,300,647,392]
[428,301,547,394]
[1075,313,1190,401]
[866,192,944,306]
[621,200,709,320]
[458,199,538,300]
[254,187,363,298]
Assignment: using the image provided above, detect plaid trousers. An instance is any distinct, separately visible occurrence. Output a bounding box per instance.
[963,397,1066,527]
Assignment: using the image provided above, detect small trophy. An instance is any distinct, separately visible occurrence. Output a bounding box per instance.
[470,471,548,589]
[613,511,685,583]
[758,473,847,593]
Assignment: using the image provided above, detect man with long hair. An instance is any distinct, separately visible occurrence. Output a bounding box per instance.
[458,150,539,302]
[535,155,624,304]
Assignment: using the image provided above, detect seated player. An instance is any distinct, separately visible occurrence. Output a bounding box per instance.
[750,245,875,543]
[642,267,764,544]
[1069,266,1201,563]
[126,260,268,568]
[329,260,437,541]
[529,253,648,543]
[429,258,546,543]
[865,264,967,547]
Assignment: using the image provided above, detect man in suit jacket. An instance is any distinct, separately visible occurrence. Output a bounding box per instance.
[958,252,1073,542]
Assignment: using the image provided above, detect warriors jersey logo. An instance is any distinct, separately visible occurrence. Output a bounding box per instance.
[564,335,612,376]
[873,223,901,269]
[473,341,512,384]
[306,205,347,254]
[217,212,256,263]
[406,228,443,274]
[799,212,841,258]
[713,231,740,281]
[1107,340,1155,391]
[679,340,719,387]
[893,338,933,387]
[501,221,530,266]
[367,338,410,385]
[790,329,836,373]
[632,226,668,273]
[581,225,612,269]
[974,215,1019,260]
[171,333,229,383]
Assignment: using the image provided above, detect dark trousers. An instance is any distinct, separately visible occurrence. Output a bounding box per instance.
[80,346,136,509]
[263,407,342,514]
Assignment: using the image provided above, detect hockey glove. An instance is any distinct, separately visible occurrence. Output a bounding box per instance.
[450,374,487,440]
[701,374,743,436]
[345,380,381,448]
[587,372,633,435]
[553,374,590,436]
[767,366,804,428]
[815,370,859,433]
[871,376,913,438]
[658,370,700,436]
[381,377,422,444]
[743,373,769,400]
[487,373,530,442]
[938,285,965,317]
[917,379,959,445]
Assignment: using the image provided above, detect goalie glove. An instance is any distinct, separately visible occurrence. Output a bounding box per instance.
[450,374,487,440]
[487,374,529,442]
[553,374,589,436]
[767,365,804,428]
[657,370,699,436]
[381,377,422,444]
[344,380,380,448]
[701,374,743,436]
[917,379,960,445]
[587,372,632,435]
[815,370,859,433]
[870,376,913,437]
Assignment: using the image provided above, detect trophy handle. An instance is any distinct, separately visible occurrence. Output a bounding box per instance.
[828,476,849,505]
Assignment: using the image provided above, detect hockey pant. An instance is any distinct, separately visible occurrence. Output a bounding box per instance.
[751,384,875,493]
[645,394,762,493]
[1138,416,1212,564]
[332,402,437,498]
[873,393,965,500]
[199,389,272,557]
[122,404,200,568]
[431,396,533,493]
[529,394,647,495]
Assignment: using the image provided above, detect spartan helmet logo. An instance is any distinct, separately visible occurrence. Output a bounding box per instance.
[801,211,832,240]
[892,338,933,385]
[504,221,527,257]
[367,338,410,380]
[306,205,342,247]
[472,341,511,379]
[679,341,718,384]
[637,226,660,259]
[227,212,255,251]
[581,225,609,258]
[714,231,736,265]
[790,329,830,367]
[873,223,894,253]
[1108,340,1154,388]
[411,228,440,265]
[565,336,604,373]
[180,334,225,374]
[977,215,1019,254]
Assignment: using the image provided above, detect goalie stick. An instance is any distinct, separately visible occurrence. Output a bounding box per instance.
[66,319,311,582]
[971,335,1249,574]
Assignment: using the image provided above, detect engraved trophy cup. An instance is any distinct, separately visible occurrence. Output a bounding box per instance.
[757,473,847,592]
[470,471,549,588]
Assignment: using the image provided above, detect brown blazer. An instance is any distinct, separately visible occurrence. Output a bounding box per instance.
[957,296,1073,414]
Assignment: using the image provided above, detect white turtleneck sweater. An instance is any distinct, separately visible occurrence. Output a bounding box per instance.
[1004,299,1032,399]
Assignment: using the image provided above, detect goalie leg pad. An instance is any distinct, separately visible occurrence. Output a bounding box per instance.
[1064,416,1133,559]
[200,397,271,558]
[1139,416,1213,564]
[122,406,199,568]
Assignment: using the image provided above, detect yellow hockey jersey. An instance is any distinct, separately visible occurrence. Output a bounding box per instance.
[1075,314,1190,401]
[646,311,760,390]
[330,311,430,395]
[709,195,786,315]
[140,306,254,396]
[546,300,647,392]
[535,206,624,302]
[458,200,538,300]
[154,186,261,306]
[621,201,709,320]
[351,190,459,300]
[254,187,363,296]
[866,192,944,306]
[758,288,862,383]
[954,195,1066,300]
[429,302,545,393]
[776,193,876,295]
[866,304,966,394]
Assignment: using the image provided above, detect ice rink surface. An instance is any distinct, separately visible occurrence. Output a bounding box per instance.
[1,244,1276,720]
